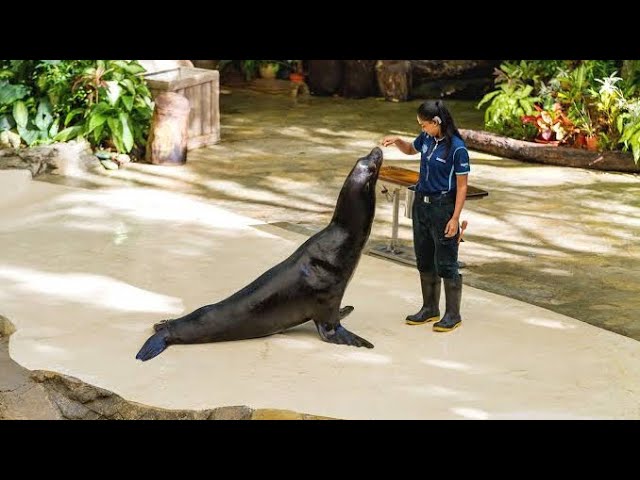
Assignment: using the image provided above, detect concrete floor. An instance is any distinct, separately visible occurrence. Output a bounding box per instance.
[2,88,640,419]
[39,88,640,341]
[2,168,640,419]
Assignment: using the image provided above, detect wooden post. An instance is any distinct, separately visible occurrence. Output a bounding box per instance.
[144,67,220,150]
[146,92,190,165]
[375,60,412,102]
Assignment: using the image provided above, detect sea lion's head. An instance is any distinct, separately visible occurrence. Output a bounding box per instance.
[348,146,383,196]
[333,147,384,230]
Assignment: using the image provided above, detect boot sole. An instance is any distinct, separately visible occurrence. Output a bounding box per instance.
[433,322,461,332]
[405,316,439,325]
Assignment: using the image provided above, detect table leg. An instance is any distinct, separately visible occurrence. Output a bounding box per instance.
[388,187,400,253]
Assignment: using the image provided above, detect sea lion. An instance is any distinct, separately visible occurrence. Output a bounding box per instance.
[135,147,384,361]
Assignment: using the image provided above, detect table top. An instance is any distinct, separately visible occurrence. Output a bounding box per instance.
[379,165,488,198]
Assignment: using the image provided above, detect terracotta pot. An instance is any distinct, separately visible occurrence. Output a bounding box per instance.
[289,72,305,83]
[258,63,279,79]
[585,135,598,151]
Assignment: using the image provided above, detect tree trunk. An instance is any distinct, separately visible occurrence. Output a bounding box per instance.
[146,92,190,165]
[460,129,640,173]
[307,60,343,96]
[342,60,377,99]
[375,60,412,102]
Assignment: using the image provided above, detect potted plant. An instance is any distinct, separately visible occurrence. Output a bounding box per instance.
[258,61,280,79]
[288,60,305,83]
[521,103,574,145]
[571,104,598,150]
[236,60,276,81]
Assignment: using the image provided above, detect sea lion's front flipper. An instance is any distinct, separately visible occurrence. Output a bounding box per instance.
[314,321,374,349]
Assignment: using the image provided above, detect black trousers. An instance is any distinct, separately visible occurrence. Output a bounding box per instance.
[411,192,460,279]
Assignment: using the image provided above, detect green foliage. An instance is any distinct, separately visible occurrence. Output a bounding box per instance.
[589,72,625,149]
[0,77,57,146]
[478,60,640,160]
[0,80,29,105]
[621,60,640,94]
[238,60,259,81]
[617,100,640,164]
[495,60,567,92]
[69,60,152,153]
[231,60,297,81]
[477,83,539,139]
[0,60,152,155]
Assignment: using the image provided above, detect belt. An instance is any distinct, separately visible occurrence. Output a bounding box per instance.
[415,191,455,204]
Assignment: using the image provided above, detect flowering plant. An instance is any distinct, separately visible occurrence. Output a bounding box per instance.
[522,103,575,144]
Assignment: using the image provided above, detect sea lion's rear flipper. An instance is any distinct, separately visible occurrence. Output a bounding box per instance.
[314,321,374,349]
[339,306,354,319]
[136,330,170,361]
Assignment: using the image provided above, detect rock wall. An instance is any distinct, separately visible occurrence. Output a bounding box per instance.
[304,59,500,100]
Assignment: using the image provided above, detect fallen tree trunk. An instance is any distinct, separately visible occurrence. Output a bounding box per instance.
[460,129,640,173]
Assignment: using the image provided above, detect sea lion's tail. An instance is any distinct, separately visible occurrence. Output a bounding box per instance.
[136,330,169,361]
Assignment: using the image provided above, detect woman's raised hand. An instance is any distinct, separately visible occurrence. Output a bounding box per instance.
[381,136,399,147]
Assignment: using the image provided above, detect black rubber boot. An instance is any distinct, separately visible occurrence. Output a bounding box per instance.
[433,275,462,332]
[406,271,441,325]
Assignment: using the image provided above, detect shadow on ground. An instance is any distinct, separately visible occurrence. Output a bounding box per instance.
[36,88,640,342]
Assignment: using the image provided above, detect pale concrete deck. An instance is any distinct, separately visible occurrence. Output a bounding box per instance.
[36,89,640,342]
[2,169,640,419]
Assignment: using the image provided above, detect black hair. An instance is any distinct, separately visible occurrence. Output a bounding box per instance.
[417,100,461,159]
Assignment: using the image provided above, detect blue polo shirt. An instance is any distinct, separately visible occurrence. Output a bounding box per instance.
[412,133,470,195]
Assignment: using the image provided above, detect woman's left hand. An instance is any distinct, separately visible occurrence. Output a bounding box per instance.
[444,218,459,238]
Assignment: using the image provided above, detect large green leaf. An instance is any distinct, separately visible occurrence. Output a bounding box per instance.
[122,62,146,75]
[34,99,53,131]
[120,79,135,95]
[0,113,14,131]
[0,81,29,106]
[87,112,109,133]
[107,116,125,152]
[111,60,129,70]
[92,102,111,116]
[119,111,133,152]
[93,122,105,143]
[16,125,40,146]
[48,120,59,138]
[121,94,134,112]
[477,90,500,109]
[13,101,28,128]
[65,108,85,126]
[53,125,83,142]
[105,81,122,106]
[621,122,640,143]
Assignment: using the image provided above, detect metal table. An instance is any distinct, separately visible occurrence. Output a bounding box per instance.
[369,165,488,265]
